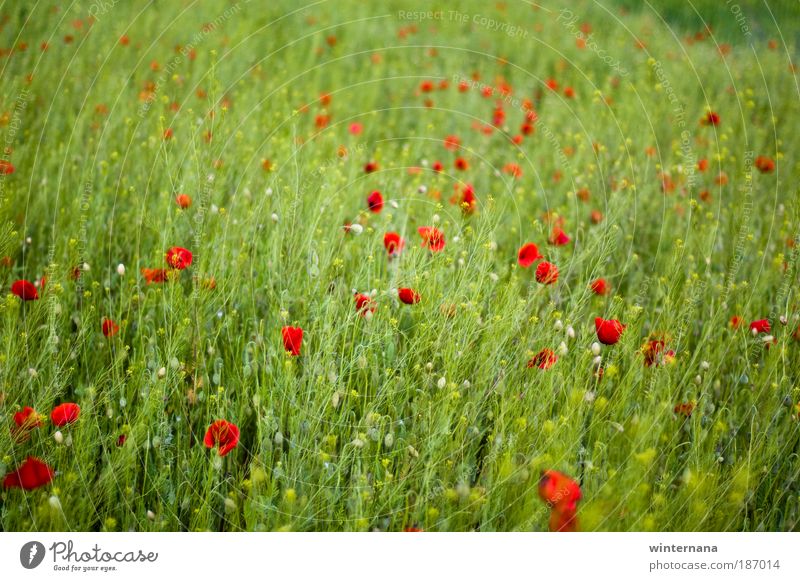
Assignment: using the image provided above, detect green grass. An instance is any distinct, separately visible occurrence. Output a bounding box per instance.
[0,0,798,531]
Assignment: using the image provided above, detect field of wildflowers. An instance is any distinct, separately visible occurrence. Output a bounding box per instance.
[0,0,799,532]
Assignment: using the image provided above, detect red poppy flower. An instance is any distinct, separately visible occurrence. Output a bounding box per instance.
[354,293,376,315]
[697,158,709,172]
[538,470,580,510]
[701,111,720,126]
[755,156,775,173]
[116,434,127,447]
[590,278,609,295]
[750,319,770,334]
[459,183,476,213]
[674,401,695,417]
[642,339,675,367]
[517,243,542,268]
[367,191,384,213]
[11,279,38,301]
[349,122,363,135]
[281,326,303,356]
[364,161,378,173]
[2,456,55,490]
[535,261,559,285]
[0,160,14,174]
[203,419,240,457]
[454,157,469,171]
[443,135,460,151]
[176,193,192,209]
[730,315,743,329]
[549,227,570,246]
[528,349,557,370]
[141,268,171,284]
[398,288,420,305]
[590,210,603,224]
[165,246,192,270]
[12,406,42,442]
[102,318,119,338]
[404,526,424,532]
[383,232,405,257]
[431,160,443,172]
[595,317,626,345]
[549,509,579,532]
[418,227,445,252]
[51,403,80,427]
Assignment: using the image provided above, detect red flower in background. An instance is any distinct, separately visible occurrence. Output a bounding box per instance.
[595,317,626,345]
[398,288,420,305]
[730,315,743,329]
[549,228,570,246]
[642,339,675,367]
[528,349,557,370]
[0,160,14,174]
[367,191,384,213]
[141,268,170,284]
[454,157,469,171]
[102,318,119,337]
[175,193,192,209]
[674,401,696,417]
[364,161,378,173]
[354,293,376,315]
[165,246,192,270]
[750,319,770,334]
[755,156,775,173]
[418,227,445,252]
[203,419,240,457]
[11,279,38,301]
[459,183,476,214]
[51,403,80,426]
[12,407,42,442]
[517,243,542,268]
[590,278,609,295]
[383,232,405,257]
[535,261,559,285]
[2,457,54,490]
[281,326,303,356]
[701,111,720,126]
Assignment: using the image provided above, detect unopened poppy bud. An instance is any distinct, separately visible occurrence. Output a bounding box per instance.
[694,375,702,385]
[147,510,155,520]
[271,213,279,222]
[384,433,394,448]
[554,319,563,331]
[224,498,236,512]
[701,361,710,371]
[779,315,788,326]
[566,325,576,339]
[157,367,166,378]
[592,355,602,367]
[591,342,601,356]
[437,376,447,389]
[557,342,568,356]
[49,496,61,510]
[117,263,126,276]
[54,430,64,444]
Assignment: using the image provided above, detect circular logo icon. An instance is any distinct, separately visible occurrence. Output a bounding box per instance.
[20,541,46,569]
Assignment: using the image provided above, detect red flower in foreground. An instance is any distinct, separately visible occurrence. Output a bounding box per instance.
[701,111,720,126]
[755,156,775,173]
[538,470,581,532]
[3,457,55,490]
[50,403,80,427]
[141,268,171,284]
[590,278,609,295]
[102,318,119,338]
[383,232,405,257]
[535,261,559,285]
[517,243,542,268]
[354,293,376,315]
[549,227,570,246]
[166,246,192,270]
[12,407,42,442]
[281,326,303,356]
[0,160,15,175]
[528,348,557,370]
[175,193,192,209]
[11,279,38,301]
[749,319,770,334]
[595,317,626,345]
[367,191,384,213]
[398,288,420,305]
[203,419,240,457]
[418,227,445,252]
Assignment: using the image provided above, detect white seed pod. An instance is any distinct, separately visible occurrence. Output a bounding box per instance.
[437,376,447,389]
[54,430,64,444]
[566,325,576,339]
[349,223,363,235]
[554,319,563,331]
[591,342,601,356]
[117,263,126,276]
[157,367,167,378]
[700,361,710,371]
[147,510,156,521]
